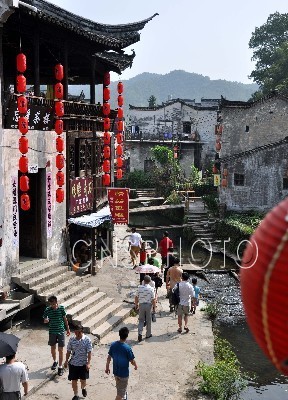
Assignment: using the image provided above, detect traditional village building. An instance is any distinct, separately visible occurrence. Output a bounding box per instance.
[0,0,156,295]
[218,93,288,211]
[126,98,219,176]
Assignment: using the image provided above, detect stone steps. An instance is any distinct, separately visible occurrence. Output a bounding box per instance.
[12,259,131,339]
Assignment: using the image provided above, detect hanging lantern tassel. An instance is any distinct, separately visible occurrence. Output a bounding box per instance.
[241,197,288,376]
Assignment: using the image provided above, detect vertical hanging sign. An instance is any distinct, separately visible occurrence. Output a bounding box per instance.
[46,172,52,238]
[107,188,129,224]
[12,177,19,247]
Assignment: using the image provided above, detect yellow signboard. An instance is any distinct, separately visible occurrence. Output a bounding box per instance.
[214,174,221,186]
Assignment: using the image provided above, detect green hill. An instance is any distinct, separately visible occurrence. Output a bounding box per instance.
[68,69,258,109]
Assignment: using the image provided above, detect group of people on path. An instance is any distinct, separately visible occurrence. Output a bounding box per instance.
[129,228,201,341]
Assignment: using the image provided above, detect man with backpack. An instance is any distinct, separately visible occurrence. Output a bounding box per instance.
[173,272,195,333]
[166,258,183,312]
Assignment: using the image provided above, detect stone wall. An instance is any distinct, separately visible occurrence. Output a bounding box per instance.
[219,95,288,211]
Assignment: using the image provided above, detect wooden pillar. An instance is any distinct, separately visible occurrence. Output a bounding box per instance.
[33,30,40,96]
[0,26,3,107]
[90,56,96,104]
[63,43,69,101]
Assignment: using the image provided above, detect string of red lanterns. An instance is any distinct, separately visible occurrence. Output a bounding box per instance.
[102,72,111,187]
[116,81,124,180]
[17,53,30,211]
[54,63,65,203]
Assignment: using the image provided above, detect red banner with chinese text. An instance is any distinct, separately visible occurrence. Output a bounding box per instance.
[107,188,129,224]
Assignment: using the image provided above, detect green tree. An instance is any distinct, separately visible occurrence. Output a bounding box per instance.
[249,12,288,95]
[148,95,157,107]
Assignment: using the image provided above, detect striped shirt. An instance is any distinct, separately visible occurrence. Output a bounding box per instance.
[136,284,155,304]
[67,334,93,366]
[43,305,67,334]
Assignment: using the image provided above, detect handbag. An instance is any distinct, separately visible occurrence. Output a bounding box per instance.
[151,311,156,322]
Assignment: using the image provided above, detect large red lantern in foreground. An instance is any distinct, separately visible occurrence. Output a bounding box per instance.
[241,197,288,375]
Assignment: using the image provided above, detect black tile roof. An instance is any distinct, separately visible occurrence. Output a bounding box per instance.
[94,51,135,74]
[19,0,158,49]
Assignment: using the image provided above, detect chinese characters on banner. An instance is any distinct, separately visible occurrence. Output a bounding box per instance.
[6,100,54,131]
[12,177,19,247]
[69,177,93,216]
[46,172,52,238]
[107,188,129,224]
[214,174,221,187]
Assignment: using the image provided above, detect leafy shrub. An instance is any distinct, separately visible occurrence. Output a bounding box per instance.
[123,170,155,189]
[165,190,182,205]
[203,302,220,320]
[196,336,248,400]
[202,194,219,216]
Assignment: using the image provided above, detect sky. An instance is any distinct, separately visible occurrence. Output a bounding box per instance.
[47,0,288,84]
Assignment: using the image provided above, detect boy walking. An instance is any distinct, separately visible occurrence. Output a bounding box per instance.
[105,327,137,400]
[43,295,70,376]
[64,325,92,400]
[191,277,201,314]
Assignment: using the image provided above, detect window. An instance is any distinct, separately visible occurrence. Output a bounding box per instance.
[245,125,249,133]
[283,178,288,190]
[183,121,191,134]
[234,173,245,186]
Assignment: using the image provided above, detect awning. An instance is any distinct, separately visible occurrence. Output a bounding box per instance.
[68,205,111,228]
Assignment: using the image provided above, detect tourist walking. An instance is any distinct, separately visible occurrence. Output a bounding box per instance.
[43,295,70,376]
[135,275,156,342]
[163,247,176,296]
[158,231,173,269]
[166,258,183,312]
[64,325,92,400]
[105,327,138,400]
[0,353,29,399]
[128,227,142,268]
[191,277,201,314]
[174,272,195,333]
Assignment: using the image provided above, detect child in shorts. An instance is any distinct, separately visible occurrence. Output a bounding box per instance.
[191,277,201,314]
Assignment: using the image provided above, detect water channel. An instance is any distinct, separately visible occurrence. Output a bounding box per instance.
[142,233,288,399]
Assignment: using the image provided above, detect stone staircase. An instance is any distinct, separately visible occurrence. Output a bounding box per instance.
[186,199,216,246]
[135,188,156,198]
[12,258,131,339]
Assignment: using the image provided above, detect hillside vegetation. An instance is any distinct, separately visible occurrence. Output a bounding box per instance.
[68,69,258,110]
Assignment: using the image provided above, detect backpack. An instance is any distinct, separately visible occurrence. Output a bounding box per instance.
[171,283,180,306]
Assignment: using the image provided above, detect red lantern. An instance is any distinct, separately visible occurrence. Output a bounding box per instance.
[241,197,288,376]
[221,178,227,187]
[55,64,64,81]
[56,187,64,203]
[18,117,29,134]
[118,95,124,107]
[103,132,111,145]
[54,83,64,99]
[55,101,64,117]
[116,133,123,144]
[103,159,110,173]
[17,74,26,93]
[117,81,123,94]
[17,96,28,114]
[103,87,110,101]
[102,173,110,186]
[103,145,111,159]
[212,165,218,174]
[117,121,123,131]
[20,175,29,192]
[19,156,28,173]
[103,103,110,116]
[116,157,123,168]
[56,137,64,153]
[55,119,64,135]
[223,168,228,177]
[56,171,65,186]
[20,193,30,210]
[56,154,65,170]
[116,169,123,179]
[19,136,29,154]
[117,108,124,119]
[103,72,110,86]
[116,145,123,156]
[216,142,221,151]
[103,118,110,131]
[16,53,26,73]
